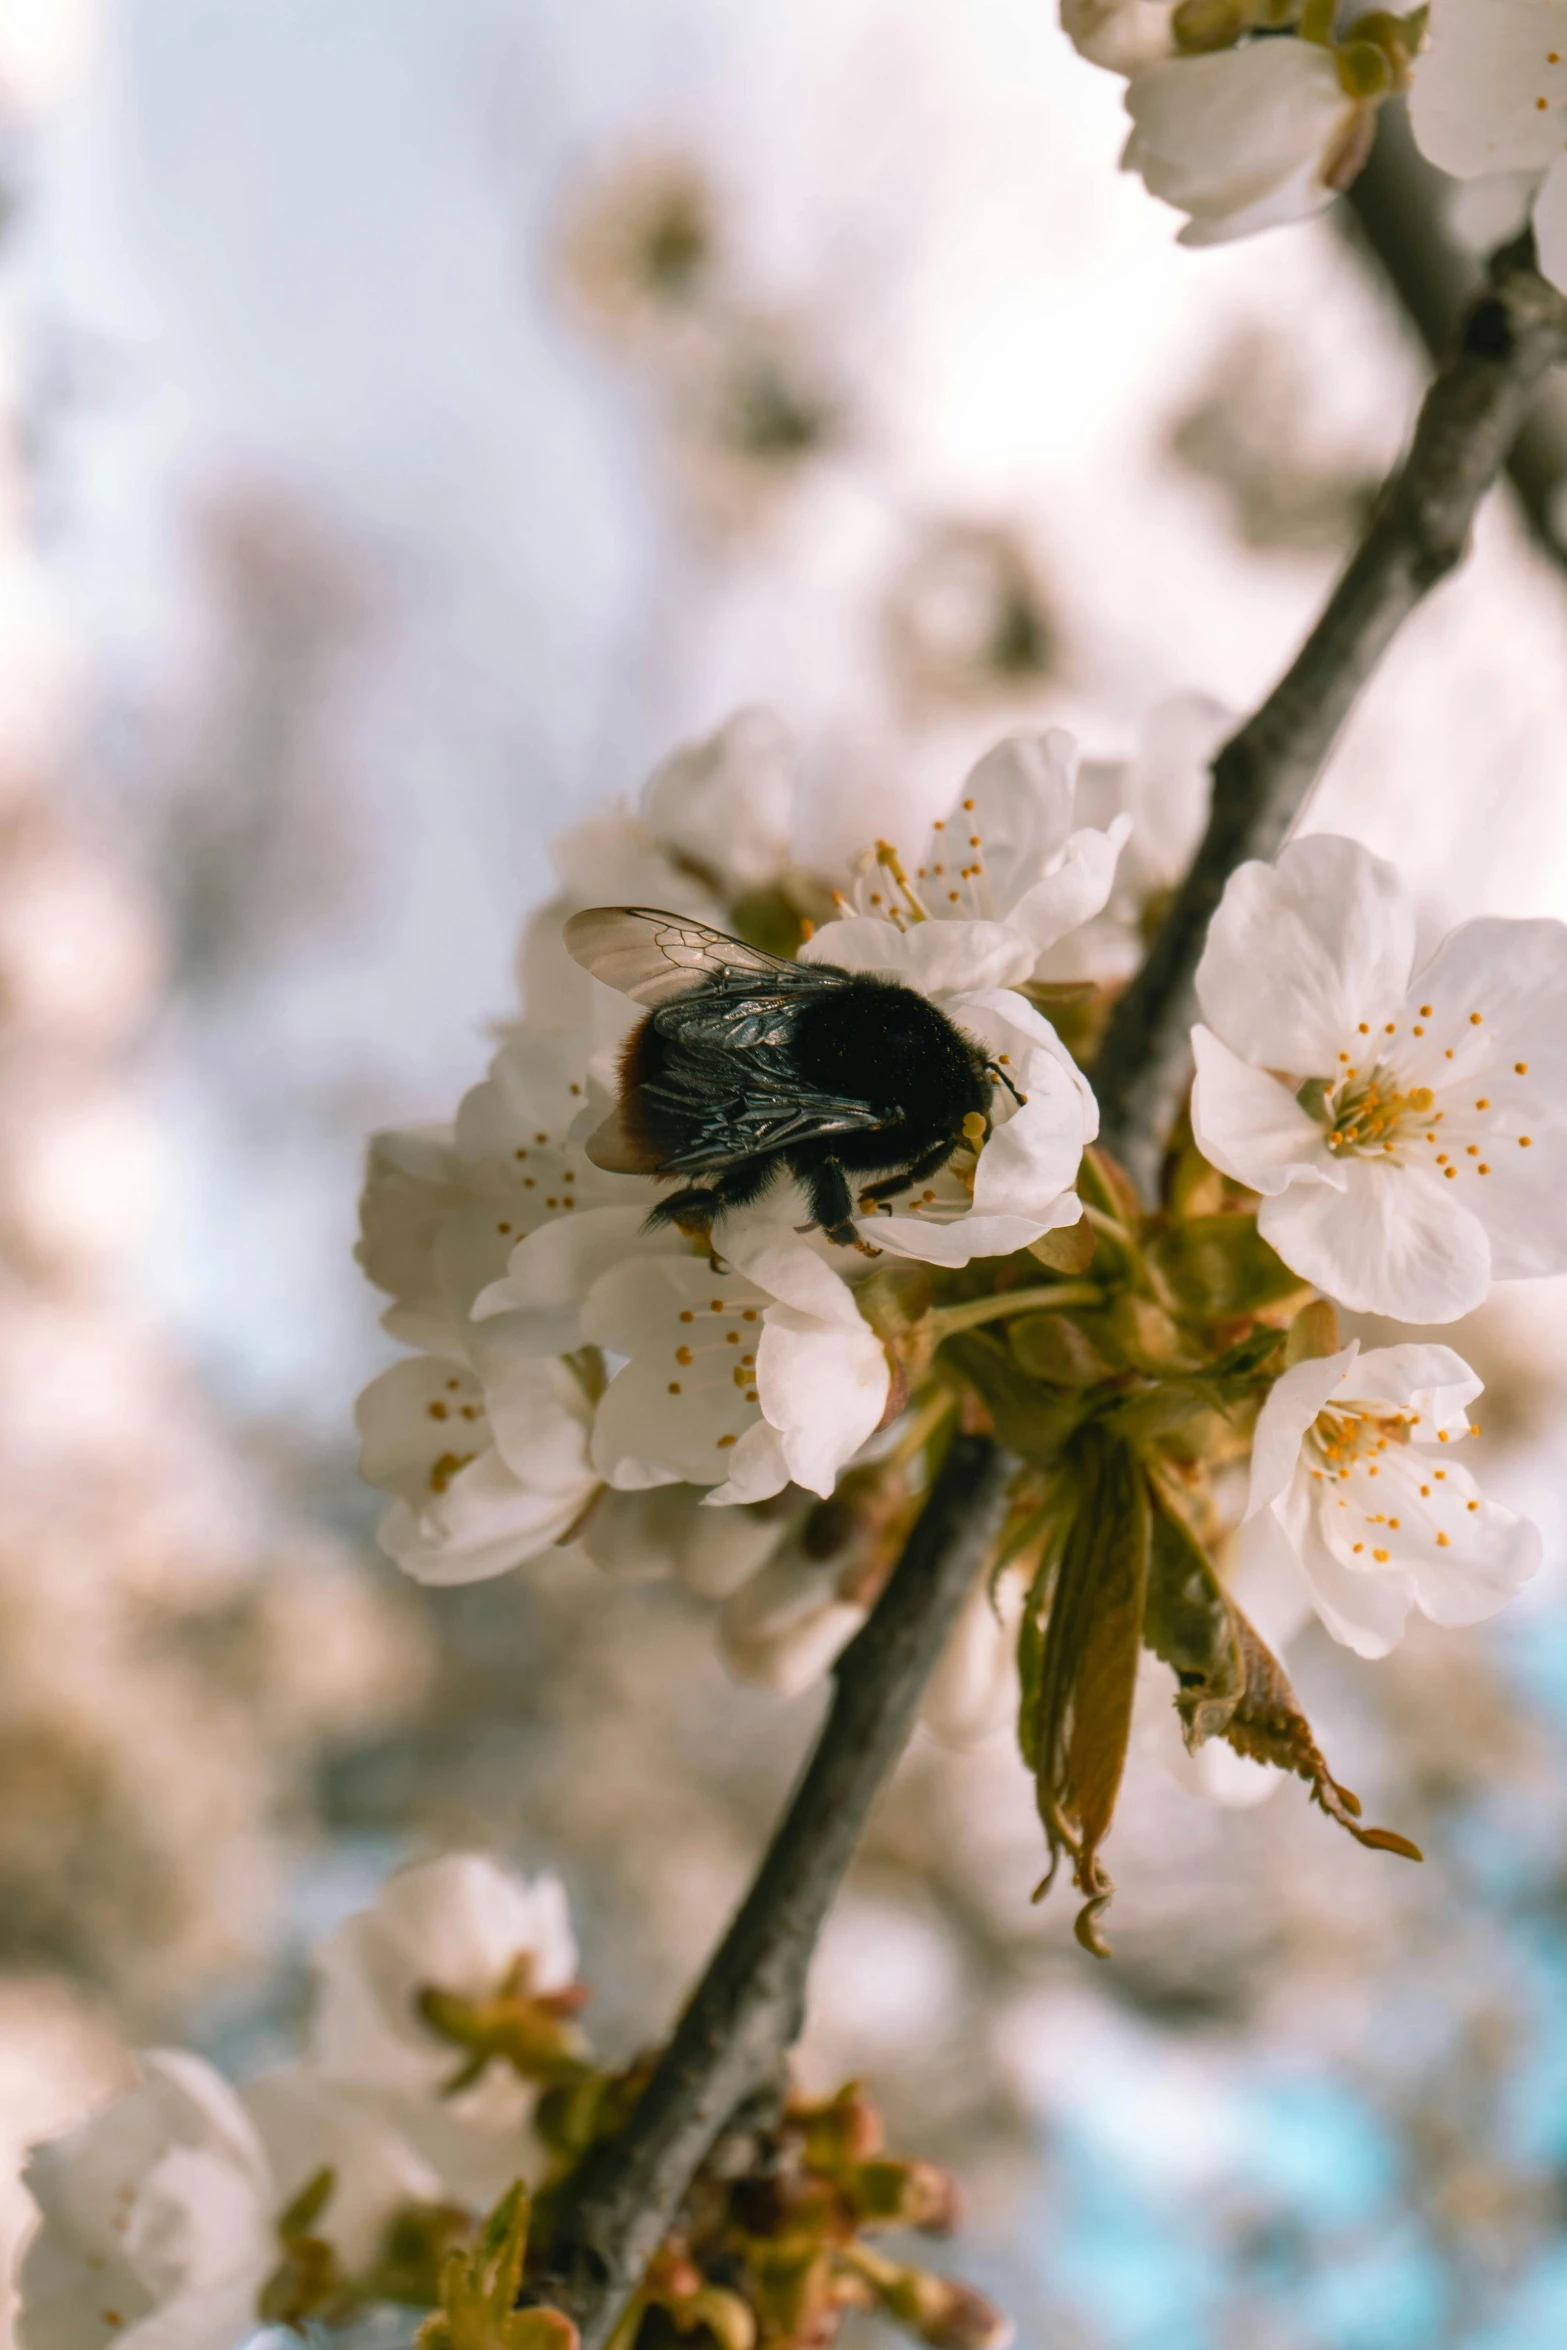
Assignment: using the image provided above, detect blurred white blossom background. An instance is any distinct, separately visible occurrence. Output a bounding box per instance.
[8,2,1567,2348]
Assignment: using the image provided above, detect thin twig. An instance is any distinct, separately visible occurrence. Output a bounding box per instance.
[1093,234,1567,1202]
[536,1431,1014,2347]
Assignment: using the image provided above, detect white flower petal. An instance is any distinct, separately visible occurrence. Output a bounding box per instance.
[950,730,1080,906]
[718,1552,867,1693]
[640,705,797,892]
[1258,1159,1492,1322]
[1533,149,1567,294]
[1289,1500,1415,1659]
[1006,816,1133,957]
[1346,1343,1481,1434]
[17,2054,274,2350]
[706,1415,794,1505]
[581,1483,791,1588]
[1411,0,1567,178]
[475,1204,675,1351]
[1195,836,1416,1072]
[756,1305,889,1498]
[242,2071,445,2272]
[1245,1343,1361,1518]
[800,914,1035,995]
[311,1855,575,2100]
[1190,1025,1339,1197]
[584,1256,770,1489]
[1123,41,1357,244]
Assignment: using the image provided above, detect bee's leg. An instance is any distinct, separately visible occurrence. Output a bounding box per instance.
[645,1158,781,1248]
[858,1136,958,1211]
[643,1185,725,1237]
[794,1156,879,1255]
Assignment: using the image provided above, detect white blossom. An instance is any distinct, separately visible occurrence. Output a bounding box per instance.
[241,2067,447,2272]
[355,1340,598,1586]
[1411,0,1567,295]
[580,1227,892,1505]
[717,1548,871,1694]
[1192,834,1567,1320]
[1122,39,1374,246]
[579,1480,795,1593]
[355,1028,628,1585]
[1061,0,1175,75]
[1239,1340,1541,1657]
[358,1029,642,1355]
[838,729,1130,975]
[308,1854,578,2207]
[16,2051,276,2350]
[640,705,797,894]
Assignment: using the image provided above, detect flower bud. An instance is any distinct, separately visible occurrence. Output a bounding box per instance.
[881,2266,1016,2350]
[1172,0,1249,52]
[849,2157,960,2232]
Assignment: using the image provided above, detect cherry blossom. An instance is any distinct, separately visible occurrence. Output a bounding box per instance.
[1122,39,1375,246]
[1239,1340,1541,1658]
[836,728,1130,974]
[1192,834,1567,1320]
[717,1547,872,1694]
[1411,0,1567,296]
[358,1028,641,1355]
[15,2051,277,2350]
[581,1227,891,1505]
[355,1341,598,1585]
[308,1853,578,2206]
[579,1480,796,1594]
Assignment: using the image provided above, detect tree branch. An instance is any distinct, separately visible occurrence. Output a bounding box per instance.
[1093,234,1567,1202]
[536,1431,1015,2348]
[1344,99,1567,575]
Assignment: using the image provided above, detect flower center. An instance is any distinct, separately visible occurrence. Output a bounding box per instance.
[1317,1064,1434,1158]
[1306,1402,1416,1476]
[838,803,994,926]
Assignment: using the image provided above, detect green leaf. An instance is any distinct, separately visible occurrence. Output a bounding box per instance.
[1142,1478,1244,1747]
[1220,1610,1423,1862]
[943,1331,1088,1466]
[1008,1312,1116,1388]
[416,2184,579,2350]
[1028,1214,1096,1275]
[1148,1214,1309,1321]
[1021,1432,1150,1955]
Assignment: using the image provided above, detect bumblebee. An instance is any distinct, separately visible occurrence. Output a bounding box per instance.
[564,906,1022,1249]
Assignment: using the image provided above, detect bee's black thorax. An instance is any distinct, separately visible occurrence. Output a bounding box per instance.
[785,978,987,1166]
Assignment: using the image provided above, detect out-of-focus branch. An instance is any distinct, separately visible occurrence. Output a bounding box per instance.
[1093,234,1567,1202]
[535,1431,1014,2350]
[1346,98,1567,573]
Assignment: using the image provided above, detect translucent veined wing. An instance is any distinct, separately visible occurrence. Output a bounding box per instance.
[563,906,835,1006]
[584,1037,890,1178]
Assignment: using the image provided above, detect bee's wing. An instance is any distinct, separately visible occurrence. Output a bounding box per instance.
[635,1037,891,1176]
[563,907,829,1006]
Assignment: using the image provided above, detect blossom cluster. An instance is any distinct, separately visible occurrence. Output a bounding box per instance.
[1064,0,1567,298]
[1062,1,1426,246]
[11,1851,1009,2350]
[355,704,1566,1940]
